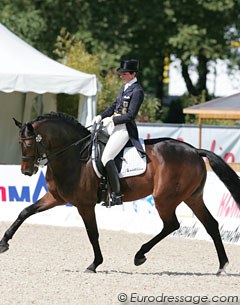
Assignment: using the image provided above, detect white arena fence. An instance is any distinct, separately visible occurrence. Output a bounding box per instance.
[0,124,239,245]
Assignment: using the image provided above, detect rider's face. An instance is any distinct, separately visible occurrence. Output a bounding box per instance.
[119,72,136,83]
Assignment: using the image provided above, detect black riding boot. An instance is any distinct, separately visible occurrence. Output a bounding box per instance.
[105,160,122,206]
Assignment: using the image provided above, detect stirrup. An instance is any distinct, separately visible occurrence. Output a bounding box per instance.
[110,192,123,206]
[101,192,123,207]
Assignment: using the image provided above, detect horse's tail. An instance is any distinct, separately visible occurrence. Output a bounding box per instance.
[198,149,240,209]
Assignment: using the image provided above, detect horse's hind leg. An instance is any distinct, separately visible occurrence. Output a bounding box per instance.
[0,192,59,253]
[134,202,180,266]
[185,195,229,275]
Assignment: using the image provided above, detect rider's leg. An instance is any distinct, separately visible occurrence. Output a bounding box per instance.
[105,160,122,205]
[101,124,129,205]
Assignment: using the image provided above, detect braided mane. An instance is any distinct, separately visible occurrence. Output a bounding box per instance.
[30,112,90,135]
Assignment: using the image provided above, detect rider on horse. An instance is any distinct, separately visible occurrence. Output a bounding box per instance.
[92,59,145,206]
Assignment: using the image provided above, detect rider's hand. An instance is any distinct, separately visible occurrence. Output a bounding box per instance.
[102,116,113,127]
[91,115,102,125]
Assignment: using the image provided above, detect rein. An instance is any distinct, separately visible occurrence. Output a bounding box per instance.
[20,126,93,168]
[41,133,93,164]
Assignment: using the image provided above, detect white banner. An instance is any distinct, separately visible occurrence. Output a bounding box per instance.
[138,124,240,163]
[0,165,239,244]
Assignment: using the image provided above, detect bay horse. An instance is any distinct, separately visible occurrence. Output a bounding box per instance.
[0,112,239,275]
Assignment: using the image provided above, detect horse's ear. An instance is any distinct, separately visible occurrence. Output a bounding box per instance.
[13,118,22,129]
[26,122,34,132]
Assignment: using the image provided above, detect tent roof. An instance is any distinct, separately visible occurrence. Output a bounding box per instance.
[183,92,240,119]
[0,24,98,96]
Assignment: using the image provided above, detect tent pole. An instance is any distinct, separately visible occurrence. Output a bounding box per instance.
[21,93,27,122]
[198,116,202,149]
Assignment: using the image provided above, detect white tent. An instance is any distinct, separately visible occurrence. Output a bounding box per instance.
[0,24,99,164]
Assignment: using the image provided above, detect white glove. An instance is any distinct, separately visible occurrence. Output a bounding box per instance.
[102,116,113,127]
[91,115,102,125]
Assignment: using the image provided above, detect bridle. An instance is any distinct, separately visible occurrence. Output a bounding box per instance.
[19,134,42,165]
[19,128,93,169]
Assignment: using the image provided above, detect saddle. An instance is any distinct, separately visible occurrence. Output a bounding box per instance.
[91,124,146,204]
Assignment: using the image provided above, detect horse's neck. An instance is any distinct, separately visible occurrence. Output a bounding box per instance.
[46,135,92,174]
[39,121,88,150]
[46,156,95,198]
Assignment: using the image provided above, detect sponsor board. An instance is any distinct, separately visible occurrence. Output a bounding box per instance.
[138,124,240,163]
[0,165,239,244]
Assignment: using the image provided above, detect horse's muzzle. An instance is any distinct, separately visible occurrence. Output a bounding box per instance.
[21,164,38,176]
[22,170,33,176]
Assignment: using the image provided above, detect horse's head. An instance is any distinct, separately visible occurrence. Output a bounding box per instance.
[14,113,92,176]
[14,118,41,176]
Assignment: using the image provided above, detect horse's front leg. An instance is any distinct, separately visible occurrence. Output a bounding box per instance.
[0,192,59,253]
[77,205,103,273]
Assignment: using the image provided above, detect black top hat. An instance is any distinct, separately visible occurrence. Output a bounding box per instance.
[117,59,139,73]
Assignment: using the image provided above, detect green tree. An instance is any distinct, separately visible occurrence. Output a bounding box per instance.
[166,0,240,98]
[0,0,46,47]
[82,0,169,97]
[2,0,240,123]
[54,29,122,116]
[0,0,91,55]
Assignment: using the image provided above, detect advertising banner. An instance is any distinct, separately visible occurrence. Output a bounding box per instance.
[138,124,240,163]
[0,165,239,245]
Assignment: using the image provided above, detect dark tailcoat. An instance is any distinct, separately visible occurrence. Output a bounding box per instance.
[101,81,145,154]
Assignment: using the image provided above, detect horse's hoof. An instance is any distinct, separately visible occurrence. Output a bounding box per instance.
[85,263,97,273]
[85,268,96,274]
[216,269,228,276]
[134,255,147,266]
[0,242,9,253]
[216,264,229,276]
[216,262,229,276]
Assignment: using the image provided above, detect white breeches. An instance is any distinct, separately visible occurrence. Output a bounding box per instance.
[101,122,129,166]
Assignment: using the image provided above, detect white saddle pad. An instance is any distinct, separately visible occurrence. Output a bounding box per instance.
[118,139,146,178]
[92,139,146,179]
